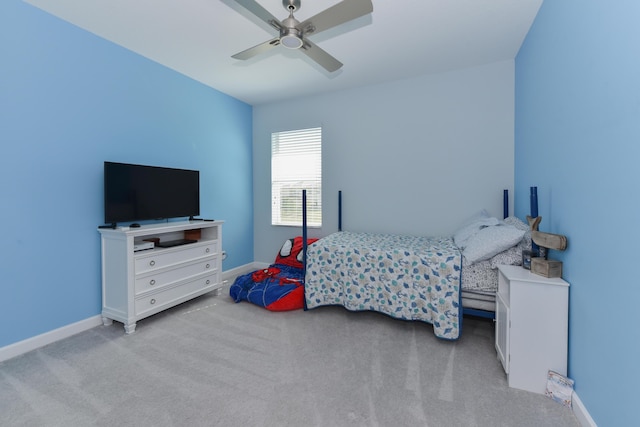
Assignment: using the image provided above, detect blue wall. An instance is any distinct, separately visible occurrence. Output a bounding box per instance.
[515,1,640,425]
[0,1,253,348]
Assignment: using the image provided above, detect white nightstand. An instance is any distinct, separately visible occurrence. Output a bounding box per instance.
[495,264,569,394]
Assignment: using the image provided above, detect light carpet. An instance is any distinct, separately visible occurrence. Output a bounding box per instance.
[0,289,579,426]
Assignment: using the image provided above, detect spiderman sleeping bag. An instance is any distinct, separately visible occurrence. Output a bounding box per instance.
[229,236,318,311]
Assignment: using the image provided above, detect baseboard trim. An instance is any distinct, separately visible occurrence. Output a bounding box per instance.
[573,391,597,427]
[252,261,270,270]
[1,263,261,363]
[0,315,103,363]
[221,262,263,284]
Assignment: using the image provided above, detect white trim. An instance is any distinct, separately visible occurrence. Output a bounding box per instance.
[0,315,102,363]
[221,262,263,283]
[0,263,262,363]
[572,391,597,427]
[252,262,270,270]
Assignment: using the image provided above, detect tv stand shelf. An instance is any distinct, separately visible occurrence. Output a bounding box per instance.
[98,220,223,334]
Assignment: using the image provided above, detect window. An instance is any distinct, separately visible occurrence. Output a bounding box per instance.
[271,127,322,227]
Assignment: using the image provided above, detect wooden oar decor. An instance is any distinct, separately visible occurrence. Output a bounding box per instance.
[526,216,567,278]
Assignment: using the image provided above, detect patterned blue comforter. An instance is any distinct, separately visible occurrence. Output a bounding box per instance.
[304,231,462,340]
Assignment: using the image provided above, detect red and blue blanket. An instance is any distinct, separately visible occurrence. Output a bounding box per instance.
[229,236,317,311]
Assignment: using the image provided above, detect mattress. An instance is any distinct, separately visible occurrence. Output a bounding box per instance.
[461,297,495,312]
[461,289,496,312]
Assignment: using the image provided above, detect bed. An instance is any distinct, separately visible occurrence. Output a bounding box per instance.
[302,190,533,340]
[304,232,463,339]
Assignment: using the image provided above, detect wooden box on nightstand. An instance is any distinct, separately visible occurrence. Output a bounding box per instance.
[531,257,563,278]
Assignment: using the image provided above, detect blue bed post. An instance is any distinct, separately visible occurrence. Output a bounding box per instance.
[338,190,342,232]
[530,186,539,256]
[302,189,308,310]
[503,189,508,219]
[302,189,307,263]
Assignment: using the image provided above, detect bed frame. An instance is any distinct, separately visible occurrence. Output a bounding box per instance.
[301,188,535,320]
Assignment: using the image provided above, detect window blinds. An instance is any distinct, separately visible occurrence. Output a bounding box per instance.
[271,127,322,227]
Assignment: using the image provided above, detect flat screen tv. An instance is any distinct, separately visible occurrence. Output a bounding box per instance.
[104,161,200,225]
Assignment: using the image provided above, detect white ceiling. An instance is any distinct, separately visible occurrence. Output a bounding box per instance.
[24,0,543,106]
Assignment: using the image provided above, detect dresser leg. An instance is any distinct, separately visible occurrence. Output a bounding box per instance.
[102,317,113,326]
[124,323,137,334]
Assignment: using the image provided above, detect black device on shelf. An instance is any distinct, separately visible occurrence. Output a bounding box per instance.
[104,161,200,226]
[156,239,198,248]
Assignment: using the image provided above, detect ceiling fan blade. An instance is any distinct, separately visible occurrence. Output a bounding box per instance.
[300,39,343,72]
[232,0,282,31]
[232,38,280,60]
[298,0,373,36]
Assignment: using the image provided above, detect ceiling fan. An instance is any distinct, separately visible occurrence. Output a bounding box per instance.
[230,0,373,72]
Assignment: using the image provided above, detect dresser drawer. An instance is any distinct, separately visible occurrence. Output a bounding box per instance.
[135,273,218,317]
[134,241,218,274]
[134,258,217,295]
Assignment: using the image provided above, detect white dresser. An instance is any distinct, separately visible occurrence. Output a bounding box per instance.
[495,264,569,394]
[99,221,223,333]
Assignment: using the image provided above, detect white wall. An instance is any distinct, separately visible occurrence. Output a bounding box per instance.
[253,61,515,263]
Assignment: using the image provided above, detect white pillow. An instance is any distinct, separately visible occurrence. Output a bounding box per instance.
[462,224,526,265]
[453,214,500,250]
[503,216,530,231]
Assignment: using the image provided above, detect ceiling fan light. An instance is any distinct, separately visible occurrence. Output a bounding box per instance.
[280,34,303,49]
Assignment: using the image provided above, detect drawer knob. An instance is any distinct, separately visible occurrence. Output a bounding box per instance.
[150,298,156,305]
[150,279,156,286]
[206,279,210,285]
[205,248,210,253]
[149,260,156,267]
[205,263,210,269]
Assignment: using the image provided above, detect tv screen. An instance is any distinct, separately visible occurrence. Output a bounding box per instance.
[104,162,200,224]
